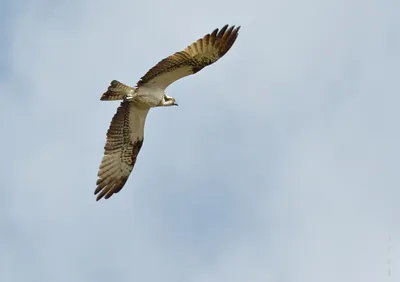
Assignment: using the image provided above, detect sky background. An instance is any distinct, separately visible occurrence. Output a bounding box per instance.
[1,0,400,281]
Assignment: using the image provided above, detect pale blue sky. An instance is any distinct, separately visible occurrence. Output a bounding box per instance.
[1,0,400,281]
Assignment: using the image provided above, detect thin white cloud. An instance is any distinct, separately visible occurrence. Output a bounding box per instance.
[2,0,399,281]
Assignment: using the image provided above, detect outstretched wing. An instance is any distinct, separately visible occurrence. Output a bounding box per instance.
[95,101,149,201]
[136,24,240,90]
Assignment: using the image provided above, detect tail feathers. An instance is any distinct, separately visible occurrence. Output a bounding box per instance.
[101,80,135,101]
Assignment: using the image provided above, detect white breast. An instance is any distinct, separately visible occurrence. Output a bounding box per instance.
[135,86,164,107]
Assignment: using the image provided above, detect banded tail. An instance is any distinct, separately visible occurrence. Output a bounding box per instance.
[101,80,136,101]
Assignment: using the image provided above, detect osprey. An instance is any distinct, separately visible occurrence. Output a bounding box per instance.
[95,24,240,201]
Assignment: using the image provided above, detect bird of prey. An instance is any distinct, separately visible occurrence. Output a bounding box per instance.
[95,24,240,201]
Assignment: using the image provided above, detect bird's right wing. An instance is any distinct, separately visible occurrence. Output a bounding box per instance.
[95,101,149,201]
[136,24,240,90]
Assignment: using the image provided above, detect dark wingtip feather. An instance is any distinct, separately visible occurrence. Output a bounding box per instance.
[218,24,229,36]
[216,24,240,57]
[95,187,109,201]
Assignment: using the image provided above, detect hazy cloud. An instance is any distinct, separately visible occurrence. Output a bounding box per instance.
[2,0,399,281]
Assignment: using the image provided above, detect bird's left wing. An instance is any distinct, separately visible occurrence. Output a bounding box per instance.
[95,101,149,201]
[136,24,240,90]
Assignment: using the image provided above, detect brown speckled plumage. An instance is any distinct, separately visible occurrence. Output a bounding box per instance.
[136,24,240,89]
[95,101,147,201]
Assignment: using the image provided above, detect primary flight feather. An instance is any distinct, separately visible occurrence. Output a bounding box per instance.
[95,24,240,201]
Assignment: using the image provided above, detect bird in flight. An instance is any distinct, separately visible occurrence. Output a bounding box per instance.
[95,24,240,201]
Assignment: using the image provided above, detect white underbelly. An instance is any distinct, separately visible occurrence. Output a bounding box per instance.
[134,86,164,107]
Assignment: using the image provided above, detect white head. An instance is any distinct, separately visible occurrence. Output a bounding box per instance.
[161,96,178,107]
